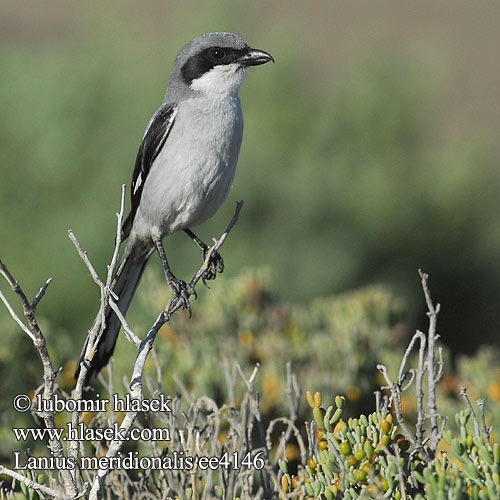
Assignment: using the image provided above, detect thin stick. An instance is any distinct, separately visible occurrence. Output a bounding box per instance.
[32,277,53,310]
[68,231,105,289]
[377,364,418,451]
[108,298,141,346]
[477,399,491,441]
[413,331,427,446]
[460,387,481,438]
[391,445,408,500]
[419,270,441,452]
[0,260,78,497]
[0,289,36,341]
[88,201,244,500]
[0,466,76,500]
[106,184,126,285]
[68,186,128,467]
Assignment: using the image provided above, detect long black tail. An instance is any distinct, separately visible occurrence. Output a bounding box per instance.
[75,246,152,385]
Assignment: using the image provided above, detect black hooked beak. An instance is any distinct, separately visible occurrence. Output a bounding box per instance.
[239,48,275,67]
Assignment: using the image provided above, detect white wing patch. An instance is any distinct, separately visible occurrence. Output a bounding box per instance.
[133,107,178,197]
[154,109,177,157]
[133,172,142,195]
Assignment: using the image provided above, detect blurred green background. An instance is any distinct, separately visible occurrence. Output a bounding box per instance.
[1,0,500,431]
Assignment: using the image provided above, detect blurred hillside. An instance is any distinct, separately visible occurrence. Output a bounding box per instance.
[1,0,500,378]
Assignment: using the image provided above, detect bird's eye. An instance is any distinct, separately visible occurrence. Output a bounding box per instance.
[209,48,226,60]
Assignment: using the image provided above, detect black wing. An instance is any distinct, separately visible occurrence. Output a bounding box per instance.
[122,104,177,239]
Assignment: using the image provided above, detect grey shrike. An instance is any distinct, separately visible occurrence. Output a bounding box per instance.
[75,32,273,382]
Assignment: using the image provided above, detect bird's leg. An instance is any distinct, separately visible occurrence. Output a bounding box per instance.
[152,234,192,314]
[184,228,224,283]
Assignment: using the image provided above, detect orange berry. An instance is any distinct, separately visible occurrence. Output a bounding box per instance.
[318,439,328,451]
[361,462,375,474]
[333,420,347,439]
[316,428,327,440]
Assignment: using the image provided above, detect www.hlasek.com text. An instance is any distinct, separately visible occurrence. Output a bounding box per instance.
[13,422,170,442]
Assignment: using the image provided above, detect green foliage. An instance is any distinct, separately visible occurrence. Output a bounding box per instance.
[435,348,500,444]
[137,270,499,431]
[1,268,500,498]
[137,268,406,416]
[280,395,500,499]
[1,269,499,468]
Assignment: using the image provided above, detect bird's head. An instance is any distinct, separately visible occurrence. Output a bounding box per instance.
[165,32,274,101]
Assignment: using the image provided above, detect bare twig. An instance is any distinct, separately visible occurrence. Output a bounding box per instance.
[377,364,417,451]
[0,260,79,498]
[106,184,126,285]
[460,387,481,438]
[266,363,302,467]
[31,277,53,311]
[374,390,381,415]
[391,445,408,500]
[68,231,105,289]
[68,187,128,468]
[477,399,491,441]
[222,353,236,408]
[108,298,141,347]
[236,361,260,391]
[88,201,244,500]
[172,200,244,317]
[286,362,301,422]
[434,346,444,384]
[376,272,446,462]
[150,346,163,390]
[0,466,75,500]
[69,186,127,386]
[327,434,347,491]
[413,331,427,446]
[0,289,36,341]
[419,270,441,452]
[265,417,307,465]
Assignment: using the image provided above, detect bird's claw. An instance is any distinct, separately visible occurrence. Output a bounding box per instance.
[202,249,224,283]
[168,276,193,315]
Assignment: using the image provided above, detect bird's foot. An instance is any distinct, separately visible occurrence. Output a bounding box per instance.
[167,275,193,315]
[202,248,224,284]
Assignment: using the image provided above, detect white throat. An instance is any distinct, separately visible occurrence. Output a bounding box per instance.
[190,64,248,97]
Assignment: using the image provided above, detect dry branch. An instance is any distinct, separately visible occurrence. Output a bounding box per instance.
[376,270,446,464]
[0,189,244,500]
[88,200,243,500]
[0,261,79,497]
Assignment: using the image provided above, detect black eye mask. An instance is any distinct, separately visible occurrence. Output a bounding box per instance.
[181,46,250,85]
